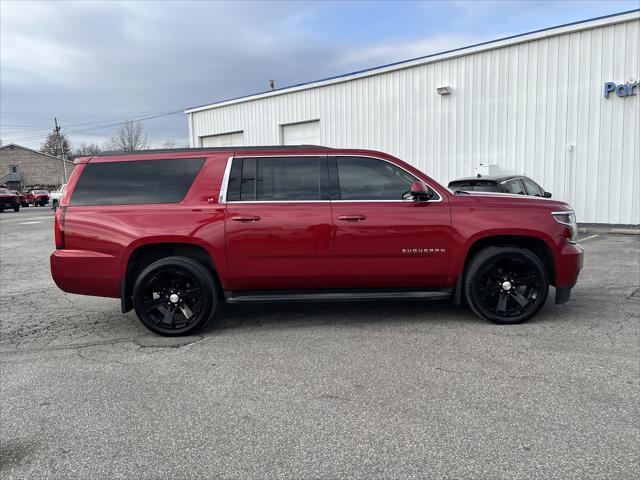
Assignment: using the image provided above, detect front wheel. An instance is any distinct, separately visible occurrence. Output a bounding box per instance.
[464,246,549,324]
[13,205,19,212]
[132,256,218,336]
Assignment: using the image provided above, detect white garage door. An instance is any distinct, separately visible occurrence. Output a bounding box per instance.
[200,131,244,147]
[281,120,320,145]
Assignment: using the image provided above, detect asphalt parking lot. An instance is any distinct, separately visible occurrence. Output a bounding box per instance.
[1,207,638,479]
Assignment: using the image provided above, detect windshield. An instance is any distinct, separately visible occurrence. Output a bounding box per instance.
[0,188,12,194]
[33,190,48,194]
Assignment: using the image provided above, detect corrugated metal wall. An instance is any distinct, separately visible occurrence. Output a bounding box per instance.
[189,17,640,224]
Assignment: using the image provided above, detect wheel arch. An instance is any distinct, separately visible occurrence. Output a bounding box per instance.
[453,233,556,306]
[464,234,556,284]
[121,240,224,312]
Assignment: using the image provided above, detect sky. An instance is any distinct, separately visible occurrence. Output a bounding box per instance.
[1,0,638,150]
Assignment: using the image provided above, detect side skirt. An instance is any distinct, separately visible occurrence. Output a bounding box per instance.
[224,288,454,304]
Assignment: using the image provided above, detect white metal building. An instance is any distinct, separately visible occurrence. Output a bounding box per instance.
[186,10,640,225]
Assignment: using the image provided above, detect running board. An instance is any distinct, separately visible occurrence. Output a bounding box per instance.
[224,288,453,304]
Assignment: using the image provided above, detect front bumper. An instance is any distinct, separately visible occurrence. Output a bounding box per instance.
[553,241,584,304]
[555,286,573,304]
[0,199,18,209]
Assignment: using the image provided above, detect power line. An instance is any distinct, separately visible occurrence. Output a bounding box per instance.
[3,109,185,144]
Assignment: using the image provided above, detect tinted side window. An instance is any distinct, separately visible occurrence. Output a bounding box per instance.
[258,157,323,201]
[229,157,324,201]
[522,178,543,196]
[449,181,498,192]
[70,158,204,206]
[503,179,526,195]
[336,157,418,200]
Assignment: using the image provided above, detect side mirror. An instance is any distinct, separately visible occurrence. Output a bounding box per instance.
[544,191,552,198]
[410,181,434,201]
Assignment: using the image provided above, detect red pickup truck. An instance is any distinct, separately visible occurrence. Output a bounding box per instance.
[31,190,50,206]
[0,188,20,212]
[51,147,583,336]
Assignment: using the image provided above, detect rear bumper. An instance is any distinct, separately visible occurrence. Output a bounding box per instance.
[50,249,120,298]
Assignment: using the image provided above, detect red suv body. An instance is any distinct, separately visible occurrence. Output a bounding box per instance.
[51,147,583,335]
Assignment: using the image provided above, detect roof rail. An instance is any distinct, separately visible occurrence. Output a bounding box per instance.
[96,145,332,157]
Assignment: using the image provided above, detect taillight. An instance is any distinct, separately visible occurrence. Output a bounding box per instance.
[55,206,67,249]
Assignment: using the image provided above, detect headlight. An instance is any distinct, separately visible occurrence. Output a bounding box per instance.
[551,210,578,244]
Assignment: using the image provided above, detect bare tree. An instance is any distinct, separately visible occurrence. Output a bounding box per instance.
[106,120,149,151]
[74,142,102,156]
[161,139,178,149]
[40,130,71,157]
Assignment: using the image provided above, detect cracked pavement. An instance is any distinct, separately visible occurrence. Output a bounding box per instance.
[1,208,639,479]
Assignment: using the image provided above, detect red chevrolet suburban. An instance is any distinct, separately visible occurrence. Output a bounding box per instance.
[50,146,583,336]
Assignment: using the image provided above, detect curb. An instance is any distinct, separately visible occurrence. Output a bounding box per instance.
[578,226,640,235]
[609,228,640,235]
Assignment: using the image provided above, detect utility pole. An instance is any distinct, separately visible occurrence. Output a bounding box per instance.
[54,117,68,182]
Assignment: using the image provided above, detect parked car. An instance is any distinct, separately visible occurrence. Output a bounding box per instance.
[9,190,26,207]
[0,187,20,212]
[31,190,50,206]
[51,147,583,336]
[50,184,66,209]
[448,175,552,197]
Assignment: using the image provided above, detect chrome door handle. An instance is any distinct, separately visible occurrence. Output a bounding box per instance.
[232,215,261,222]
[338,215,366,221]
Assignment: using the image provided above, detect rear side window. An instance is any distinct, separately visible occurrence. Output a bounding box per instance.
[227,157,326,201]
[70,158,205,206]
[448,181,497,192]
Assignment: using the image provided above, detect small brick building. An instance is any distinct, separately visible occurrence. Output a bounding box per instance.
[0,144,74,189]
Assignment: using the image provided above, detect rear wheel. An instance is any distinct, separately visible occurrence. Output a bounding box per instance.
[464,246,549,324]
[132,256,218,336]
[13,205,19,212]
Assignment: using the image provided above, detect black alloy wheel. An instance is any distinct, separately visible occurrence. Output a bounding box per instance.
[464,246,549,324]
[132,256,218,336]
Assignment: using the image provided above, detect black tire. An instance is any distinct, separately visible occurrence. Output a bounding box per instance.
[464,246,549,324]
[13,205,19,212]
[132,256,218,336]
